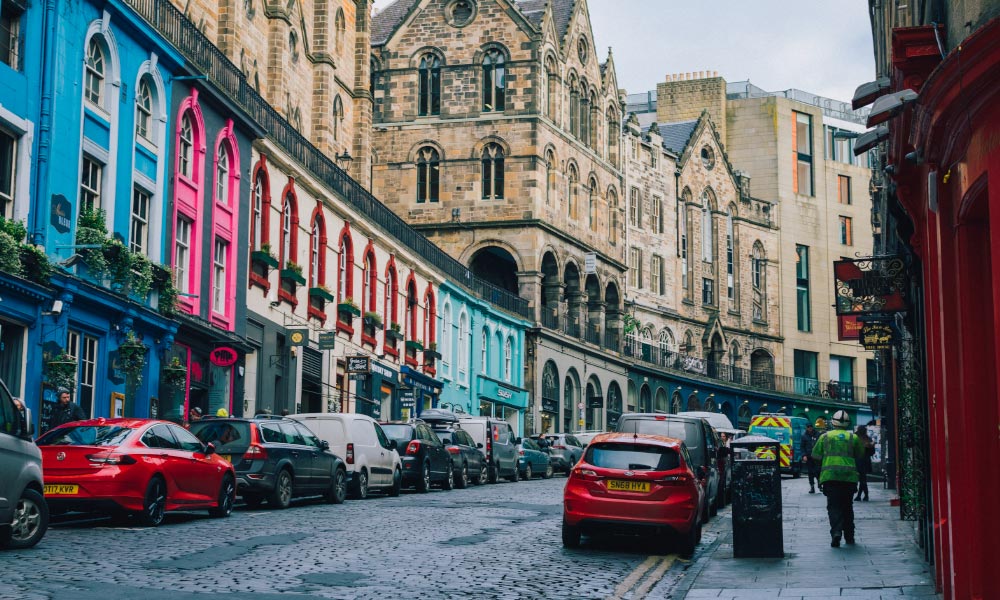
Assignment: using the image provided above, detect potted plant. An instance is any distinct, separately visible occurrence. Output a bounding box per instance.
[161,356,187,389]
[363,311,383,330]
[117,331,148,384]
[152,264,178,314]
[385,322,403,343]
[251,242,279,269]
[405,338,424,352]
[45,351,78,390]
[337,296,361,317]
[75,207,109,277]
[308,284,335,302]
[280,260,306,285]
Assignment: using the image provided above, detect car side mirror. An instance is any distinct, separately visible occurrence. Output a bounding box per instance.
[205,442,217,455]
[477,442,483,449]
[514,437,521,445]
[319,440,330,451]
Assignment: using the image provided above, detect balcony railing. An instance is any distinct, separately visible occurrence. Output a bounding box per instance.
[604,328,620,352]
[563,318,581,339]
[622,344,868,404]
[123,0,532,320]
[584,323,602,346]
[541,309,559,330]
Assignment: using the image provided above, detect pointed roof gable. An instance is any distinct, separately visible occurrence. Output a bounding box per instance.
[547,0,576,45]
[372,0,421,46]
[515,0,547,27]
[649,119,699,155]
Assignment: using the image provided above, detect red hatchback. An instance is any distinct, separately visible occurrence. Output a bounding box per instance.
[37,418,236,526]
[562,433,706,555]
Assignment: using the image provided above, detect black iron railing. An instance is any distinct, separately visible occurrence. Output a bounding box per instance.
[124,0,532,320]
[541,309,559,330]
[604,328,620,352]
[563,318,581,339]
[584,323,602,346]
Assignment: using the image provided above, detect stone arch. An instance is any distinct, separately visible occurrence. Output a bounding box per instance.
[671,391,682,414]
[703,396,717,414]
[408,45,447,68]
[687,393,701,411]
[607,381,623,415]
[655,387,669,413]
[751,348,775,389]
[604,280,621,349]
[563,260,583,337]
[563,368,581,432]
[721,401,734,425]
[738,404,753,429]
[469,244,520,294]
[472,135,511,159]
[542,360,559,431]
[407,139,447,163]
[585,375,603,430]
[627,379,638,412]
[639,383,652,413]
[701,186,717,210]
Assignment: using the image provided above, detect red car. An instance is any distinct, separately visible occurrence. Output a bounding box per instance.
[562,433,706,556]
[36,418,235,526]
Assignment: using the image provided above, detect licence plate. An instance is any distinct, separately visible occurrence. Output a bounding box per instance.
[607,480,650,493]
[44,484,79,495]
[221,454,231,463]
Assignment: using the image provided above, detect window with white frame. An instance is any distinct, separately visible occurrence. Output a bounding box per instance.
[726,210,735,301]
[130,187,150,255]
[1,0,24,70]
[651,195,662,233]
[458,312,469,382]
[179,115,193,178]
[629,247,642,289]
[84,37,105,107]
[212,238,227,314]
[136,77,153,142]
[0,128,16,220]
[441,304,452,373]
[650,255,662,295]
[80,156,102,213]
[251,174,263,250]
[174,215,192,293]
[701,197,713,263]
[480,328,488,373]
[215,144,229,206]
[310,221,321,288]
[67,330,98,417]
[629,187,639,227]
[504,337,512,381]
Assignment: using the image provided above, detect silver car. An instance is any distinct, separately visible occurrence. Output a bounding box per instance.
[0,380,48,549]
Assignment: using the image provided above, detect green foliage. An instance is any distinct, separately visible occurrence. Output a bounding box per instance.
[19,244,53,284]
[0,215,27,241]
[161,356,187,389]
[76,207,109,277]
[622,313,639,334]
[285,260,303,275]
[0,231,23,276]
[45,351,78,390]
[154,264,178,315]
[117,331,148,384]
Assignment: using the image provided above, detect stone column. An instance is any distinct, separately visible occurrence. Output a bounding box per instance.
[517,270,542,322]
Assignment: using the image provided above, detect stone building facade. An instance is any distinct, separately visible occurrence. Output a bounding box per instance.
[171,0,374,187]
[369,0,629,434]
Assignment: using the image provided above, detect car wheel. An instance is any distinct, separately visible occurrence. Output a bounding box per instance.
[456,462,469,489]
[679,520,702,558]
[477,463,488,485]
[325,468,347,504]
[243,494,265,508]
[523,463,532,480]
[487,463,499,484]
[268,469,293,509]
[138,477,166,527]
[416,462,431,493]
[544,463,554,479]
[5,488,49,549]
[209,475,235,518]
[351,469,369,500]
[441,461,455,491]
[508,463,520,482]
[562,521,581,548]
[389,468,402,497]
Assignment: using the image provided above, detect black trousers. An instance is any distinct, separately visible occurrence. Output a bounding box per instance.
[806,458,819,487]
[823,480,857,539]
[856,472,869,498]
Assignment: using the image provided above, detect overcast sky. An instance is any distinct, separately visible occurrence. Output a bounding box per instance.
[370,0,875,102]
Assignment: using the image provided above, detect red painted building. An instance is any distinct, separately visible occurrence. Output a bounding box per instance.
[862,6,1000,599]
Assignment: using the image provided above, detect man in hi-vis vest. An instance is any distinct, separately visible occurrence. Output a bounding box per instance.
[811,410,866,547]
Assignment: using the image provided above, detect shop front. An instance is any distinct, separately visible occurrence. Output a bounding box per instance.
[477,376,529,437]
[399,365,442,421]
[352,358,398,420]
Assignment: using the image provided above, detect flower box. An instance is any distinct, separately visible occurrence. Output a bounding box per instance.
[280,268,306,286]
[405,340,424,352]
[251,250,279,269]
[337,302,361,317]
[423,349,441,361]
[309,287,335,302]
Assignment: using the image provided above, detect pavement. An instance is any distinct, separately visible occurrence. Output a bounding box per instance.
[667,474,940,600]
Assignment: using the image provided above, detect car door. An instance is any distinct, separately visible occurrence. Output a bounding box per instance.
[458,430,482,473]
[350,419,381,486]
[278,421,315,491]
[294,422,332,490]
[418,424,448,478]
[169,423,221,500]
[145,424,205,502]
[567,435,584,464]
[373,422,396,487]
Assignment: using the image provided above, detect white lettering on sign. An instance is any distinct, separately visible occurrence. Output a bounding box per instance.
[497,389,513,400]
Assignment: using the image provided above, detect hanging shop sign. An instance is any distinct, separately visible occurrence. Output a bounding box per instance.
[50,194,72,233]
[838,315,863,341]
[834,256,909,315]
[210,346,239,367]
[400,388,416,409]
[861,322,895,351]
[317,332,337,350]
[288,329,308,346]
[347,355,371,374]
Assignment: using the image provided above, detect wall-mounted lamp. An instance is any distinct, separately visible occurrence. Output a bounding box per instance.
[42,300,63,316]
[336,150,354,170]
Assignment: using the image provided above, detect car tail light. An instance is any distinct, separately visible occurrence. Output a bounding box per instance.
[446,446,460,455]
[86,452,136,465]
[485,437,492,456]
[405,440,421,456]
[571,467,599,480]
[518,449,525,456]
[656,473,694,485]
[244,444,267,461]
[346,443,355,464]
[552,444,567,450]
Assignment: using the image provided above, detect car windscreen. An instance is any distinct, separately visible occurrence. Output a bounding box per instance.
[36,425,134,447]
[381,424,414,449]
[584,443,680,471]
[189,421,252,453]
[617,418,704,466]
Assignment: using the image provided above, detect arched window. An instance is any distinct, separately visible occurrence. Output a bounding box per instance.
[423,285,436,347]
[250,163,268,252]
[309,214,326,288]
[569,79,579,137]
[337,230,354,302]
[418,54,441,116]
[588,176,598,231]
[659,329,674,361]
[679,189,689,289]
[589,91,600,149]
[332,96,344,142]
[567,163,578,219]
[542,360,558,411]
[504,337,512,381]
[335,9,345,55]
[441,303,452,372]
[279,192,297,268]
[406,277,419,343]
[608,187,618,244]
[671,392,682,414]
[481,143,504,200]
[457,312,469,381]
[215,143,230,206]
[384,262,398,333]
[545,56,558,120]
[701,189,714,263]
[752,241,767,321]
[482,48,505,111]
[545,149,556,205]
[726,207,735,301]
[416,147,440,203]
[179,114,194,179]
[136,77,153,141]
[606,107,620,167]
[84,37,106,107]
[480,327,488,373]
[579,89,590,144]
[362,248,377,316]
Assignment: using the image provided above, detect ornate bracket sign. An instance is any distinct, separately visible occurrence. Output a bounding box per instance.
[347,355,371,374]
[834,256,908,315]
[210,346,239,367]
[861,323,894,351]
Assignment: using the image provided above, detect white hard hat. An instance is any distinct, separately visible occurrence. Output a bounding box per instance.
[832,410,851,428]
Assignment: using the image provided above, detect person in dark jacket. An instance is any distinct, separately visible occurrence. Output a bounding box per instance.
[48,388,86,432]
[854,425,875,501]
[800,423,820,493]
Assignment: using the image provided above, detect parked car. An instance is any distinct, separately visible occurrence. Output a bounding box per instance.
[190,417,347,509]
[453,416,519,483]
[37,418,235,526]
[677,411,732,508]
[562,433,705,556]
[516,437,554,479]
[539,433,585,475]
[0,379,48,548]
[616,413,721,521]
[572,431,606,447]
[290,413,402,499]
[420,410,487,488]
[380,421,454,492]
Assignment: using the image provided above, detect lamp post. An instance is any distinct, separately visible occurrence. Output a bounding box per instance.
[336,150,354,171]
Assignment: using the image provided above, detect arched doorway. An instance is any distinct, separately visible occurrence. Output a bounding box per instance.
[470,246,519,294]
[541,361,559,434]
[703,396,717,414]
[563,262,582,338]
[687,393,701,411]
[738,404,753,429]
[639,384,652,412]
[540,251,560,328]
[671,391,682,414]
[563,369,580,433]
[627,379,637,412]
[607,381,623,429]
[584,274,602,345]
[585,376,603,431]
[721,401,734,425]
[655,388,669,413]
[750,349,775,389]
[708,333,724,378]
[604,282,621,350]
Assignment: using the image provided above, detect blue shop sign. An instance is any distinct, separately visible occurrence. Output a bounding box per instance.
[401,366,442,394]
[478,378,527,409]
[371,361,398,382]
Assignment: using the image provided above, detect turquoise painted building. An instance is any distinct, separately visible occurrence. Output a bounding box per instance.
[436,281,531,436]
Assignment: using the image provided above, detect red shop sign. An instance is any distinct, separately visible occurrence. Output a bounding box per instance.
[210,347,239,367]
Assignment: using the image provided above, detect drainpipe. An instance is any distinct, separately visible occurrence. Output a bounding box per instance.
[31,0,59,246]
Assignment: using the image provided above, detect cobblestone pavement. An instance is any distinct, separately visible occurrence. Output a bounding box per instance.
[0,475,704,600]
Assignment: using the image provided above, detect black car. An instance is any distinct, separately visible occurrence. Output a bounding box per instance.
[190,417,348,508]
[538,433,586,475]
[422,411,487,488]
[380,421,454,492]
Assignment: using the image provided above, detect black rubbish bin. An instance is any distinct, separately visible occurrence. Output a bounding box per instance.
[731,435,784,558]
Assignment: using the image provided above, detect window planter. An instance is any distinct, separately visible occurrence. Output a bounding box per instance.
[423,349,441,361]
[309,287,335,302]
[405,340,424,352]
[280,269,307,286]
[363,313,383,330]
[337,302,361,317]
[251,250,279,269]
[385,327,403,343]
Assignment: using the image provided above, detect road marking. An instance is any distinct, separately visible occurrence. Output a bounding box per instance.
[632,554,676,599]
[608,555,661,600]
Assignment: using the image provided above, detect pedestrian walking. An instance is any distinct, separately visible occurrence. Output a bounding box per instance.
[811,410,866,547]
[48,388,86,432]
[854,425,875,502]
[800,423,821,493]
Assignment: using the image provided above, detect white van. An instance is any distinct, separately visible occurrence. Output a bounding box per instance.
[290,414,402,499]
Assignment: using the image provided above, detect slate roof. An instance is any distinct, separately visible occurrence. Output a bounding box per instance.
[372,0,420,46]
[515,0,547,27]
[650,119,699,154]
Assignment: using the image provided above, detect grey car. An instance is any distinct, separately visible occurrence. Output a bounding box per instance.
[538,433,585,475]
[0,380,48,549]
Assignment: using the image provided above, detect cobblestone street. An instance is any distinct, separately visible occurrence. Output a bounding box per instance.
[0,476,694,600]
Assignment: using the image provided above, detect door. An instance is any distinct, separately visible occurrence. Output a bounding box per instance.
[279,422,315,491]
[418,424,448,479]
[169,424,221,501]
[0,390,31,517]
[350,419,383,486]
[294,422,332,489]
[143,424,203,502]
[373,422,396,487]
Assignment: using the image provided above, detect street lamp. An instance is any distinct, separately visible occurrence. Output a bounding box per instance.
[336,150,353,170]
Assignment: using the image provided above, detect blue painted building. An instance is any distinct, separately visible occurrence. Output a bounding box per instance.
[436,281,530,436]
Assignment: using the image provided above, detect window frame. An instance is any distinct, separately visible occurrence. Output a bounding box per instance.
[795,244,810,332]
[792,111,814,196]
[482,48,506,112]
[481,143,504,200]
[418,54,442,116]
[79,155,102,214]
[130,186,150,255]
[416,146,440,203]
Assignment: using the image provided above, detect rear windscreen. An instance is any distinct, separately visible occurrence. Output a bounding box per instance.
[36,425,133,447]
[189,421,252,452]
[584,443,680,471]
[381,424,414,448]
